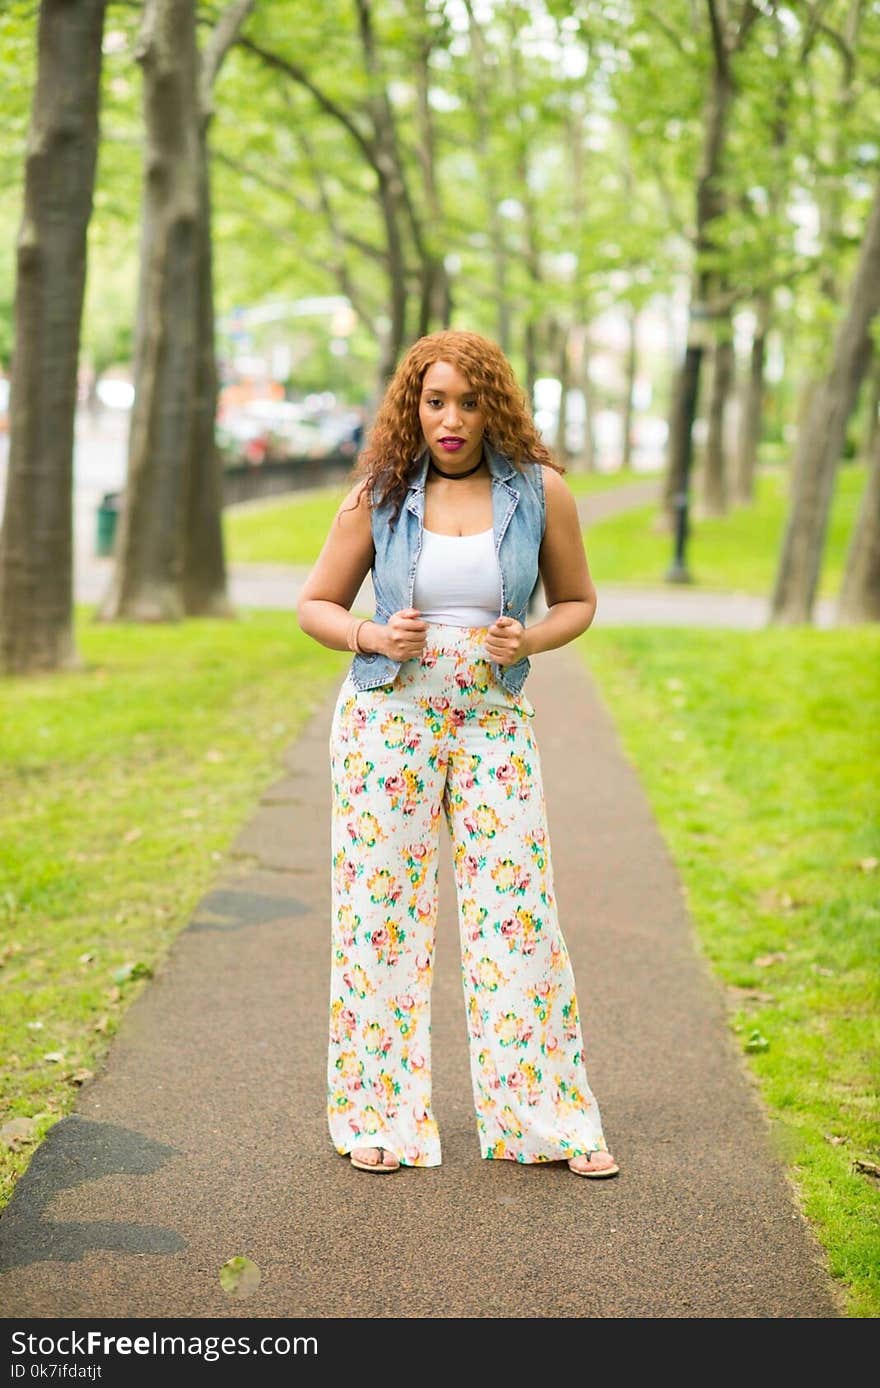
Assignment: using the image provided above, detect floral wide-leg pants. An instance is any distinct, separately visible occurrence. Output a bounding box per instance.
[327,622,609,1168]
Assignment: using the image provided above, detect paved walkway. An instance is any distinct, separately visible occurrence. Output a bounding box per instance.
[0,642,841,1317]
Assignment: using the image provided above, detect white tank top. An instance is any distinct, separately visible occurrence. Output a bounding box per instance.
[412,527,502,627]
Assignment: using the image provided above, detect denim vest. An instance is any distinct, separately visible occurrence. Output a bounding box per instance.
[349,442,546,696]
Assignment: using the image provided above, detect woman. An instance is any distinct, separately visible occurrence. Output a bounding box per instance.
[297,330,618,1178]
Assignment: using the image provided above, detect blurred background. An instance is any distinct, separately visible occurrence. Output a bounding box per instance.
[0,0,878,1316]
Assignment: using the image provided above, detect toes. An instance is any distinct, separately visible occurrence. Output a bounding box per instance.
[570,1152,616,1173]
[352,1146,400,1170]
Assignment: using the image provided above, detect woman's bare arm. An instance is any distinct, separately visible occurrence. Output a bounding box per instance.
[520,466,597,657]
[295,481,382,653]
[296,482,427,659]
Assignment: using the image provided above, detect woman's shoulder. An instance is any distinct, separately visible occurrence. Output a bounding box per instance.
[537,463,570,498]
[334,476,374,529]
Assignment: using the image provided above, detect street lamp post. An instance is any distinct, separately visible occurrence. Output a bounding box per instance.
[666,487,691,583]
[665,301,712,585]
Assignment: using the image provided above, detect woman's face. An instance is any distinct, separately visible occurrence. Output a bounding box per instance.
[418,359,487,474]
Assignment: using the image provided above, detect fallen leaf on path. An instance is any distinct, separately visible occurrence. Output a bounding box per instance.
[93,1015,110,1034]
[858,857,878,872]
[753,952,787,968]
[123,828,142,843]
[25,1021,44,1030]
[824,1134,848,1146]
[728,987,775,1005]
[0,1117,37,1150]
[79,952,95,965]
[69,1069,94,1086]
[219,1256,261,1299]
[42,1052,65,1064]
[852,1159,880,1179]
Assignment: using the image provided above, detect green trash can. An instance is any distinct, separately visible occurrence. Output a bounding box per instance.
[95,491,121,557]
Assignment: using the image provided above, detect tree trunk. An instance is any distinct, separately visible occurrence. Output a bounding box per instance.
[700,324,734,515]
[568,325,597,473]
[507,7,542,408]
[734,293,769,504]
[98,0,200,622]
[838,425,880,622]
[662,0,761,533]
[553,322,571,463]
[413,6,451,335]
[621,305,638,472]
[771,174,880,624]
[356,0,424,374]
[181,125,233,616]
[0,0,106,674]
[662,52,733,524]
[860,356,880,463]
[464,1,510,353]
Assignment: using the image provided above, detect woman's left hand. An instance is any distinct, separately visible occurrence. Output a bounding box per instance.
[484,615,527,666]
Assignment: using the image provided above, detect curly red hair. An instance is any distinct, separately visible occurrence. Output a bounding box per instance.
[350,330,561,523]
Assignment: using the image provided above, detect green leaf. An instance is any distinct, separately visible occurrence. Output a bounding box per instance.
[219,1255,261,1299]
[113,961,153,984]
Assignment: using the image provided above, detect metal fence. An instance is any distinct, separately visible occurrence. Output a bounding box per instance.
[221,450,358,506]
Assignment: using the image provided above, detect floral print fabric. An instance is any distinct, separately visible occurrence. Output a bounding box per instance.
[327,622,608,1167]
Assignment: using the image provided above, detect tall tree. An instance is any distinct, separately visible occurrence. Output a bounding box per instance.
[0,0,107,674]
[99,0,252,622]
[771,173,880,623]
[663,0,761,534]
[768,0,868,618]
[732,3,823,505]
[504,2,544,406]
[182,0,256,616]
[409,0,453,334]
[98,0,201,621]
[464,0,511,354]
[838,420,880,623]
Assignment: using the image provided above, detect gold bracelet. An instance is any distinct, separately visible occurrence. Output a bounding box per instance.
[346,617,368,653]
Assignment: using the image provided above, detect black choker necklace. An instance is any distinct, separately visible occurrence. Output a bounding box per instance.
[429,454,484,480]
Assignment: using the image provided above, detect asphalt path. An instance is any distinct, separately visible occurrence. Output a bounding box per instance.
[0,639,841,1318]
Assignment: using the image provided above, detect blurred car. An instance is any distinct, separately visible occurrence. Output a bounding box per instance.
[309,408,363,454]
[216,401,325,466]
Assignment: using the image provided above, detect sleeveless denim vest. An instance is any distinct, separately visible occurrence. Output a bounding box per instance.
[349,442,546,696]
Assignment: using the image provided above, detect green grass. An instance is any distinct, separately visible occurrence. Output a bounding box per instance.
[223,484,353,565]
[585,464,867,595]
[222,467,646,567]
[0,606,348,1207]
[580,625,880,1317]
[558,465,646,496]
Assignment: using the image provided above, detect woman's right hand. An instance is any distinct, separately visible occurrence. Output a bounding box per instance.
[378,608,428,661]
